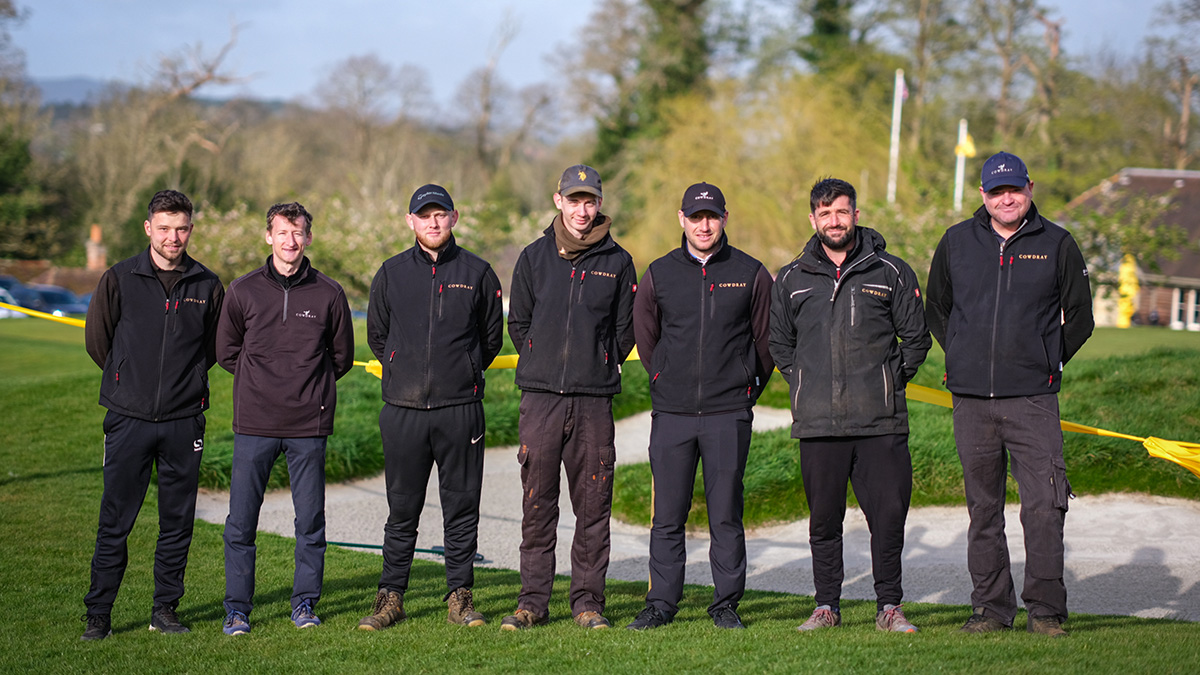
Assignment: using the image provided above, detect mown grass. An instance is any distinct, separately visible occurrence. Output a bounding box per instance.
[612,328,1200,528]
[2,323,1199,672]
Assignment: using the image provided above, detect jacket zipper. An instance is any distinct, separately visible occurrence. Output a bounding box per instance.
[697,266,707,410]
[426,264,437,408]
[559,266,578,392]
[990,241,1006,397]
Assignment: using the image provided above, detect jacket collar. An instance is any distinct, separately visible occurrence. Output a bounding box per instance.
[132,246,199,278]
[674,232,730,266]
[972,201,1044,240]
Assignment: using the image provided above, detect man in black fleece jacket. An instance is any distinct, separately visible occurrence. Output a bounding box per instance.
[626,182,773,631]
[216,202,354,635]
[926,152,1094,638]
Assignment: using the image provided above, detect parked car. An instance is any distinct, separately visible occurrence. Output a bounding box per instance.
[0,274,46,312]
[28,283,90,317]
[0,287,29,319]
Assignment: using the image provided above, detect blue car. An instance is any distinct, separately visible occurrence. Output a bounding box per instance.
[28,283,90,317]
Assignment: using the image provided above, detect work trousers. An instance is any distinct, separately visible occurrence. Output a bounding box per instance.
[799,433,912,612]
[516,392,615,618]
[223,434,327,616]
[85,411,206,615]
[646,409,752,618]
[953,394,1070,624]
[379,402,485,595]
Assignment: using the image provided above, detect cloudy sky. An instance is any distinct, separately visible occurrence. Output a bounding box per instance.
[14,0,1156,106]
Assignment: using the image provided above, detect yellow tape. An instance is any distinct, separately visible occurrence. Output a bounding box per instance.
[0,301,86,328]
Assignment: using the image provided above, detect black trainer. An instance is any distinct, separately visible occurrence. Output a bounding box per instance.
[711,606,746,629]
[149,605,191,634]
[81,613,112,641]
[626,605,671,631]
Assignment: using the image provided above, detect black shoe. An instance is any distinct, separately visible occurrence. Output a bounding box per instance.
[81,613,112,641]
[711,606,746,629]
[149,605,190,634]
[626,605,671,631]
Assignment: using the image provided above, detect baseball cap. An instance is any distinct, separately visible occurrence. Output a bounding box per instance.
[409,184,454,213]
[981,152,1030,192]
[557,164,603,198]
[680,182,726,217]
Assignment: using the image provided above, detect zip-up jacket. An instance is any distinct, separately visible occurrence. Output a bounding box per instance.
[507,220,637,396]
[216,257,355,437]
[769,227,931,438]
[925,203,1094,398]
[633,234,774,414]
[85,248,224,422]
[368,237,504,409]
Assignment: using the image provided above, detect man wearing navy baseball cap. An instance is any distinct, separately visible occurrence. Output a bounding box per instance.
[926,152,1094,638]
[360,183,504,630]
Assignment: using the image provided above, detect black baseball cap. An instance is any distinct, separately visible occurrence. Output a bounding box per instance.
[981,152,1030,192]
[409,184,454,213]
[680,182,726,217]
[557,164,603,198]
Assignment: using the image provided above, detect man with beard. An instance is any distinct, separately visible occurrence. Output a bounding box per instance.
[359,184,504,630]
[626,182,774,631]
[82,189,225,640]
[217,202,355,635]
[501,165,637,630]
[926,152,1094,637]
[770,178,931,633]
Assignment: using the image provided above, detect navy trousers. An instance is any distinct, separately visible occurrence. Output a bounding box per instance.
[85,411,206,615]
[223,434,327,616]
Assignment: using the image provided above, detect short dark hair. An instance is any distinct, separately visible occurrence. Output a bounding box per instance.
[147,189,193,220]
[265,202,313,233]
[809,178,857,213]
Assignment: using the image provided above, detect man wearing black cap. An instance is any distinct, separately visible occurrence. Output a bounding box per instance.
[771,178,930,634]
[926,152,1094,638]
[625,182,773,631]
[502,165,637,631]
[359,184,504,630]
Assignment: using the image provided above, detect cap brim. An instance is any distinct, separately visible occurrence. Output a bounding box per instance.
[411,198,454,213]
[559,187,602,198]
[682,205,725,217]
[982,176,1029,192]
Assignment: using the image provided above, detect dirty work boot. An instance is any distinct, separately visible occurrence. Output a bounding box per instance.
[960,612,1009,633]
[797,606,841,632]
[1027,615,1068,638]
[358,589,405,631]
[574,611,611,629]
[446,587,487,626]
[876,604,919,632]
[500,608,548,631]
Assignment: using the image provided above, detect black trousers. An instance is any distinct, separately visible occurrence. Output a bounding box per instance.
[85,411,206,615]
[646,409,752,618]
[379,402,485,594]
[799,434,912,611]
[516,392,615,617]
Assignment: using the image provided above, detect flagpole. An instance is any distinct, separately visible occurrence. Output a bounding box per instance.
[954,118,968,212]
[886,68,904,204]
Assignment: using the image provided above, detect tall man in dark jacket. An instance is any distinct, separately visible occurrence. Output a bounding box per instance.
[216,202,355,636]
[770,178,931,634]
[926,152,1094,638]
[625,183,773,631]
[359,184,504,630]
[501,165,637,631]
[82,189,225,640]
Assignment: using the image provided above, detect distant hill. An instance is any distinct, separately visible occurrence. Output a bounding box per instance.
[32,77,113,105]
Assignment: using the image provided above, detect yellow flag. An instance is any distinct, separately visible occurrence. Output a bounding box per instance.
[955,133,976,158]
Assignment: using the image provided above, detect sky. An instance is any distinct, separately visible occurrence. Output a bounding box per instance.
[13,0,1157,106]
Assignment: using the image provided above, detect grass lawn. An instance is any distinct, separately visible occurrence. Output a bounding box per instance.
[2,320,1200,672]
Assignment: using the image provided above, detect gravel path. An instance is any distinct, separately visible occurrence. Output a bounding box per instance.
[194,407,1200,622]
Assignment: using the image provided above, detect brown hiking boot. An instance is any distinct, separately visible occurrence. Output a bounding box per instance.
[960,612,1009,633]
[1027,616,1068,638]
[574,611,611,629]
[358,589,405,631]
[446,587,486,627]
[499,608,547,631]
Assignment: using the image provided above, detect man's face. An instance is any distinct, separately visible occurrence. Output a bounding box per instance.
[679,209,727,257]
[981,182,1034,231]
[553,191,601,238]
[266,214,312,269]
[144,211,193,269]
[405,205,457,253]
[809,195,858,252]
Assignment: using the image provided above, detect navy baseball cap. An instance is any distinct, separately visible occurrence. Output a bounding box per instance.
[409,184,454,213]
[981,151,1030,191]
[680,182,726,217]
[557,164,603,198]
